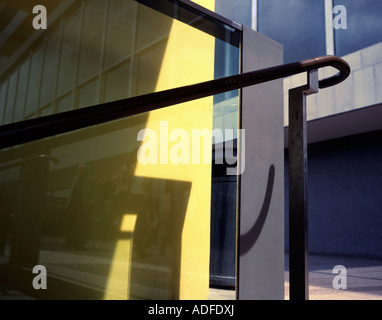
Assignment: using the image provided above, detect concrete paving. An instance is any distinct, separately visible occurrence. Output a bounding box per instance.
[286,253,382,300]
[209,253,382,300]
[1,253,382,300]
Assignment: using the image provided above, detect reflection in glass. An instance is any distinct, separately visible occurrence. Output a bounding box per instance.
[57,11,81,97]
[104,0,135,68]
[4,71,17,124]
[57,93,73,113]
[14,59,30,122]
[78,0,105,84]
[25,45,44,117]
[40,31,60,108]
[0,81,8,124]
[103,62,131,103]
[0,109,205,299]
[0,0,240,300]
[78,80,98,109]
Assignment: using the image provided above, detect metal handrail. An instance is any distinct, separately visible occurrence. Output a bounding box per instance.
[0,55,350,149]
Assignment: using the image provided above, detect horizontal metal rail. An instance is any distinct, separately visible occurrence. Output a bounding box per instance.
[0,55,349,149]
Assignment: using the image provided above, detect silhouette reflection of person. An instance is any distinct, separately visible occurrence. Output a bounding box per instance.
[65,164,97,249]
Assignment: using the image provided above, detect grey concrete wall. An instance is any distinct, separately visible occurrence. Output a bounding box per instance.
[238,27,284,300]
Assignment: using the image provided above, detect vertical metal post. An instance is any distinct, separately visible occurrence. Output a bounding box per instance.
[288,70,318,300]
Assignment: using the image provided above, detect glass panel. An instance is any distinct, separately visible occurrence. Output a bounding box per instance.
[104,0,135,68]
[135,4,173,52]
[135,40,167,96]
[0,0,241,300]
[40,104,53,117]
[334,0,382,56]
[258,0,326,63]
[213,38,240,141]
[103,62,131,103]
[57,93,73,113]
[40,31,60,107]
[26,45,44,117]
[14,59,30,122]
[4,71,18,124]
[0,0,239,125]
[0,99,214,300]
[78,0,105,83]
[78,79,98,109]
[57,12,81,97]
[0,81,7,124]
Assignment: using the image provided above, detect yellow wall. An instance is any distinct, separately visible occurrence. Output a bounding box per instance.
[133,24,215,300]
[193,0,215,11]
[107,1,216,300]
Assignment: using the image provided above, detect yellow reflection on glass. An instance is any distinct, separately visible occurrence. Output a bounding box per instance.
[133,18,215,300]
[104,213,137,300]
[0,0,219,301]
